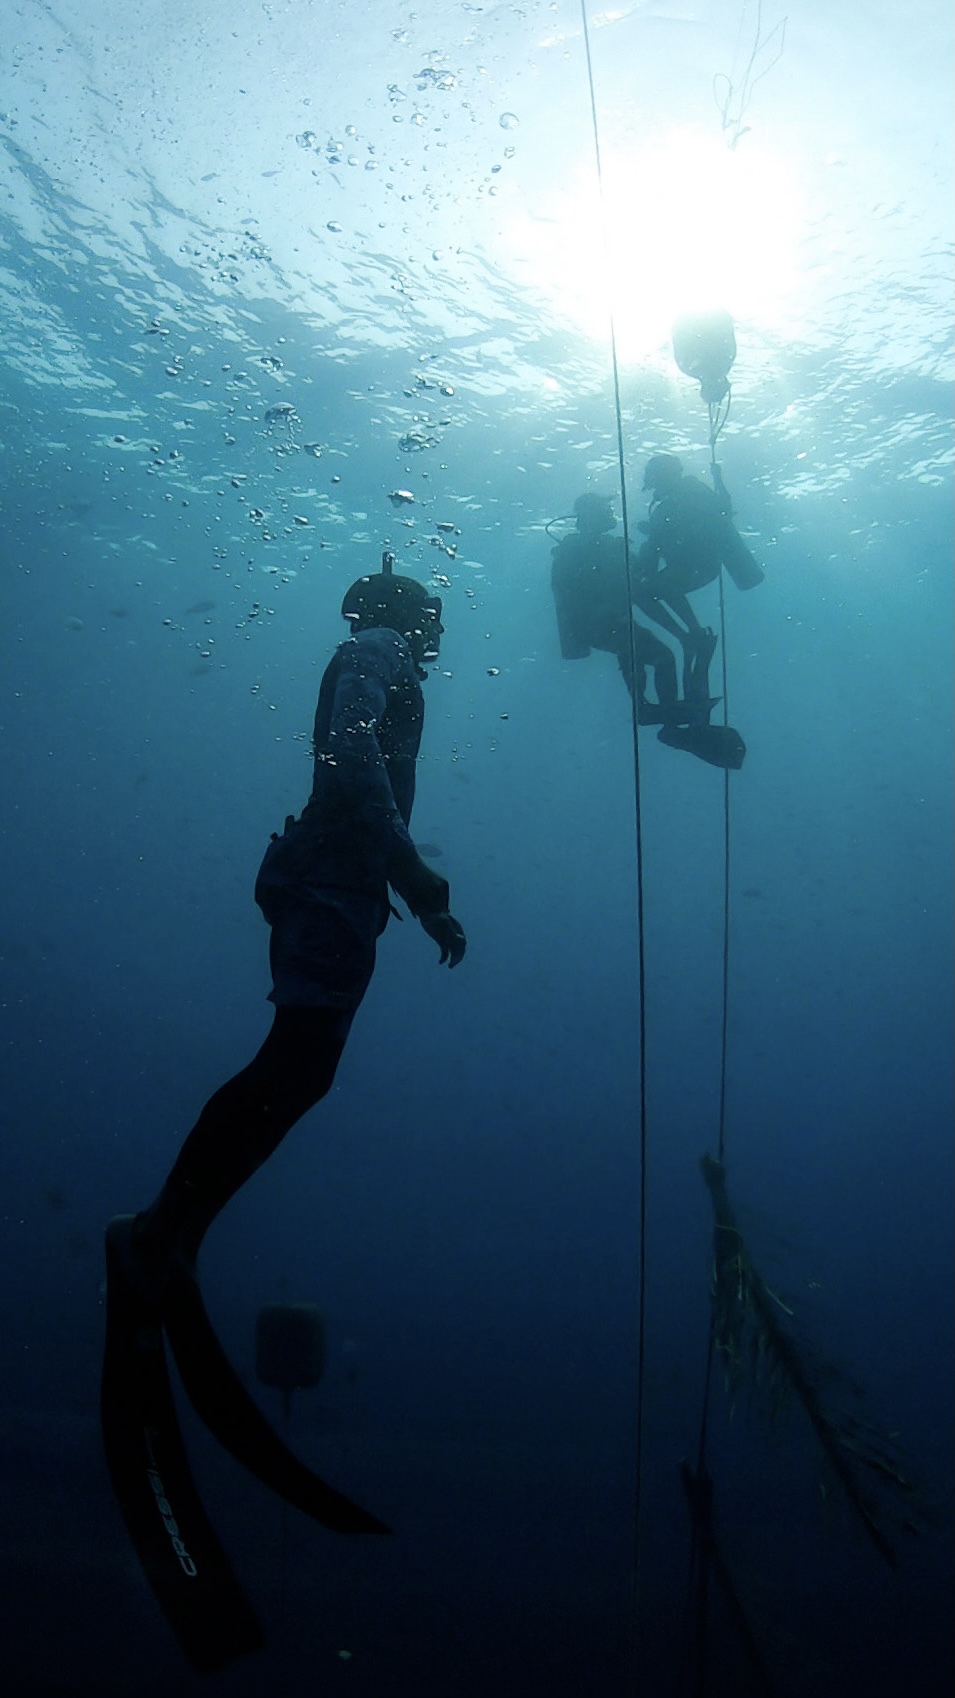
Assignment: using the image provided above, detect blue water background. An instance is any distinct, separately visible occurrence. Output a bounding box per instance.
[1,3,952,1695]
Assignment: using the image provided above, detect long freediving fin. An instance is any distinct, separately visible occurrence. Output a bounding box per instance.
[101,1224,265,1674]
[161,1262,391,1536]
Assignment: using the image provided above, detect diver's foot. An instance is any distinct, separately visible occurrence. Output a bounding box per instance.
[680,626,717,661]
[659,697,721,728]
[106,1214,165,1308]
[105,1213,196,1309]
[636,698,667,726]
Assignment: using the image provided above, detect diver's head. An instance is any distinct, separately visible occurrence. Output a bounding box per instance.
[341,559,443,678]
[573,492,616,535]
[643,453,683,495]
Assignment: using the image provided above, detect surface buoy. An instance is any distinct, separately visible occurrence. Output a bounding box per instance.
[255,1303,326,1422]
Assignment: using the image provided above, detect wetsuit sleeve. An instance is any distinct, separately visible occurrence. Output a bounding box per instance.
[322,640,417,863]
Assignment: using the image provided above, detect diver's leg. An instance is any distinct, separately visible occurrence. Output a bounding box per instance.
[644,631,678,710]
[136,1006,347,1267]
[107,1003,393,1545]
[632,588,688,643]
[132,856,382,1275]
[668,591,704,635]
[610,634,638,700]
[687,627,718,700]
[627,622,679,718]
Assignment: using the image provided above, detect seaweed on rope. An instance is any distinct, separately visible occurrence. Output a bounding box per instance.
[701,1153,928,1568]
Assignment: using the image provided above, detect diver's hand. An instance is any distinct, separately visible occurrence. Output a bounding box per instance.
[389,843,464,963]
[418,909,466,968]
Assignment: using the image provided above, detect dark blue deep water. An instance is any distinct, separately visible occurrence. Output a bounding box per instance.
[2,4,952,1695]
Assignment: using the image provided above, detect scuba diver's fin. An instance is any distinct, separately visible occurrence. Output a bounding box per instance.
[101,1220,265,1674]
[657,723,747,770]
[161,1261,391,1536]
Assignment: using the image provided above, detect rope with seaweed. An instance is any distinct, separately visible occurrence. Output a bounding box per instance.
[700,1152,925,1570]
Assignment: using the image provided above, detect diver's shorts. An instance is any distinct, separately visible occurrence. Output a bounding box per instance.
[254,832,388,1017]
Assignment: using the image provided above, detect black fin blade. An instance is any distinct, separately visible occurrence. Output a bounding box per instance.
[161,1265,391,1536]
[101,1236,265,1673]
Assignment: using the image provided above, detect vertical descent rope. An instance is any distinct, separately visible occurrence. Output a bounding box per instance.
[678,411,738,1698]
[578,2,649,1678]
[580,12,742,1692]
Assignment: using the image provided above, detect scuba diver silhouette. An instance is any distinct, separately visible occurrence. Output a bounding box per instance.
[633,452,764,652]
[550,492,746,770]
[101,556,465,1671]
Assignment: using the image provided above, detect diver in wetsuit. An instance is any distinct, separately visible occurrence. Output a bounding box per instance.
[633,452,764,655]
[551,492,681,715]
[101,563,465,1672]
[116,562,465,1283]
[550,492,745,769]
